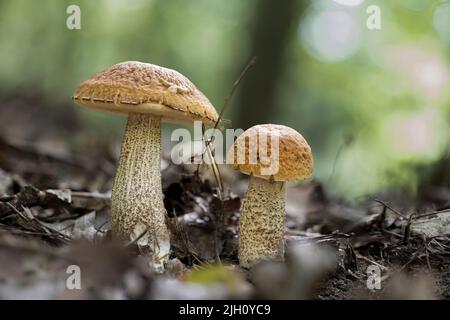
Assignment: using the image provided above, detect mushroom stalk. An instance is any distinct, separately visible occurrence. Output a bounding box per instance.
[239,175,286,268]
[111,113,170,262]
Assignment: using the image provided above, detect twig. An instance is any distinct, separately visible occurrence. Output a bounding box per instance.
[213,56,256,131]
[6,202,71,243]
[403,212,415,243]
[346,269,363,280]
[71,191,111,200]
[381,229,403,238]
[413,208,450,220]
[94,220,110,235]
[423,236,432,271]
[327,134,353,184]
[123,228,148,248]
[400,252,419,271]
[204,134,224,198]
[355,253,388,270]
[195,57,256,194]
[372,199,406,220]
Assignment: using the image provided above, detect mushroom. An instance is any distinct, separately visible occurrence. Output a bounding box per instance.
[73,61,218,265]
[228,124,313,268]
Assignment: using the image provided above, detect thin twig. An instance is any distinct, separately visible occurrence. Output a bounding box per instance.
[195,57,256,194]
[372,199,406,220]
[70,191,111,200]
[355,253,388,270]
[205,136,224,198]
[327,134,353,184]
[6,203,71,243]
[123,227,149,248]
[213,56,256,131]
[413,208,450,220]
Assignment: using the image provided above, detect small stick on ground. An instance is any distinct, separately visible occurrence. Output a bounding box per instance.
[372,199,406,221]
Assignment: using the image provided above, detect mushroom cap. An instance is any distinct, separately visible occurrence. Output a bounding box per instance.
[228,124,313,181]
[72,61,219,125]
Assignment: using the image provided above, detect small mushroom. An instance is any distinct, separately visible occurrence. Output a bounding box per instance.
[73,61,218,266]
[228,124,313,268]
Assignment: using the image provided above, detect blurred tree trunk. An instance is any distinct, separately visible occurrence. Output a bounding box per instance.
[418,153,450,207]
[235,0,304,129]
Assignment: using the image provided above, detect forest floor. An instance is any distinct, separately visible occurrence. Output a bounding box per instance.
[0,95,449,299]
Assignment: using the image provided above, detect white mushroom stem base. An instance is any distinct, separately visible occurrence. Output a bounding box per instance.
[238,175,286,268]
[111,113,170,267]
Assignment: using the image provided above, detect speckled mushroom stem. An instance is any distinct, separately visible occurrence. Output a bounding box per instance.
[238,175,286,268]
[111,113,170,263]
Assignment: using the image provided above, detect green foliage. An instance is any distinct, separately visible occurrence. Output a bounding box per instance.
[0,0,448,199]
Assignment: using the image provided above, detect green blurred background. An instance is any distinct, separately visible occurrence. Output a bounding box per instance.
[0,0,449,199]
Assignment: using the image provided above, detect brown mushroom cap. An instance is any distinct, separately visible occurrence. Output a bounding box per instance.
[72,61,218,125]
[228,124,313,181]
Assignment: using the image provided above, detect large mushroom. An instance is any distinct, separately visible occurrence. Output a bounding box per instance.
[228,124,313,268]
[73,61,218,265]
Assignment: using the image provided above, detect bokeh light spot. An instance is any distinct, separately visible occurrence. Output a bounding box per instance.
[332,0,365,7]
[433,3,450,46]
[300,9,362,62]
[382,108,447,160]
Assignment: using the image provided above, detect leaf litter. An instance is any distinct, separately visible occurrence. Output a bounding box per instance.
[1,94,450,300]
